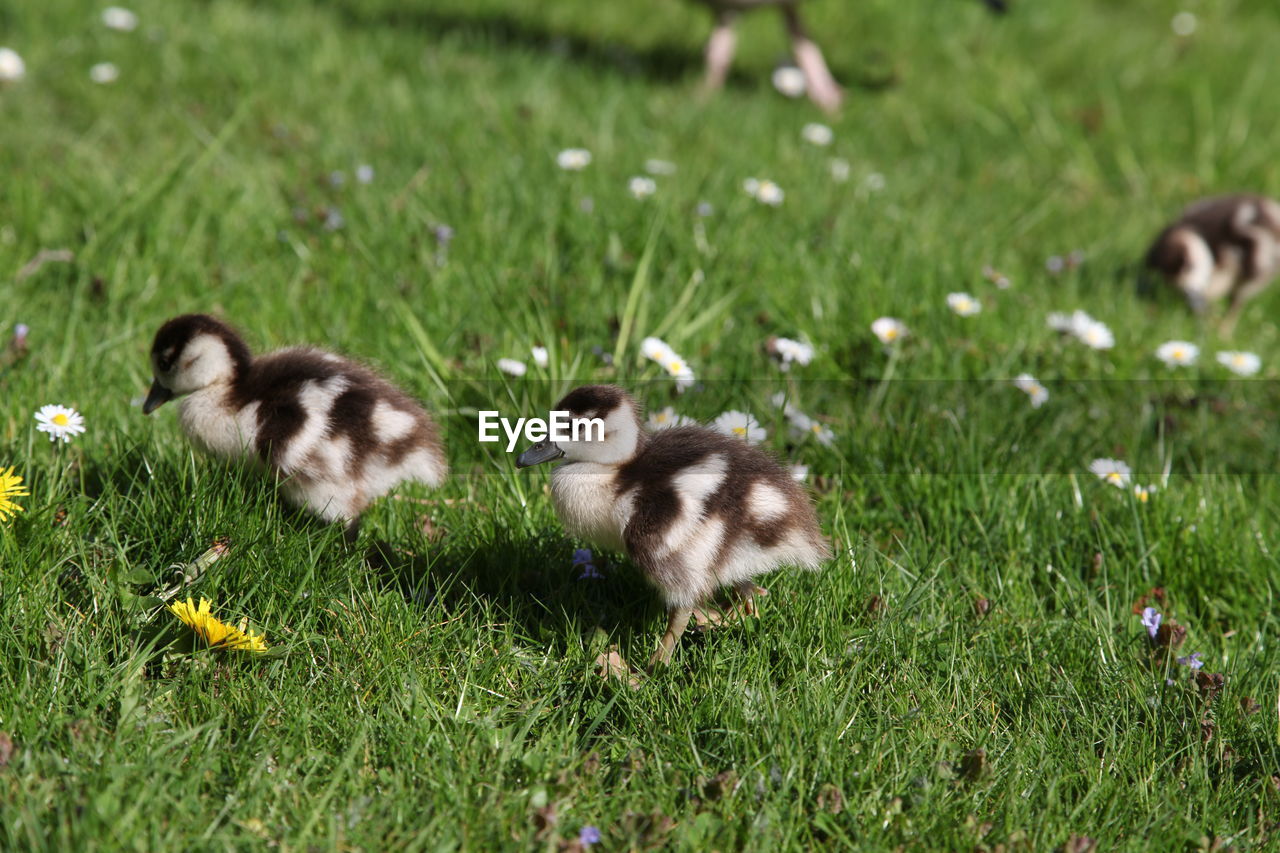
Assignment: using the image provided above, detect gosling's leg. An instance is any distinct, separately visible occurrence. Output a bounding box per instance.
[732,581,763,618]
[783,5,843,113]
[648,607,693,670]
[343,518,362,545]
[703,11,738,94]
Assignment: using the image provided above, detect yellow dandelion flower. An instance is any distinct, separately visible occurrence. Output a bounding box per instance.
[168,597,268,652]
[0,467,29,523]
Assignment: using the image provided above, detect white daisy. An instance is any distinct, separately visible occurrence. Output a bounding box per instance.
[769,391,797,415]
[556,148,591,171]
[647,407,695,431]
[754,180,784,206]
[829,158,851,182]
[35,404,86,443]
[771,337,814,370]
[641,336,675,362]
[641,336,694,387]
[663,355,696,388]
[771,65,806,98]
[530,346,549,369]
[1012,373,1048,408]
[1155,340,1199,367]
[644,159,676,176]
[1216,350,1260,376]
[1088,458,1131,489]
[1133,484,1157,503]
[1046,311,1074,332]
[871,317,907,344]
[0,47,25,82]
[89,62,119,84]
[102,7,139,31]
[946,292,981,317]
[789,463,809,482]
[496,358,527,377]
[798,419,836,447]
[1051,310,1115,350]
[628,176,656,199]
[713,410,766,444]
[1076,318,1115,350]
[1171,11,1197,36]
[801,123,834,146]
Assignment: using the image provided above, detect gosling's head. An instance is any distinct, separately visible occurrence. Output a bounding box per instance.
[516,384,644,469]
[143,314,252,413]
[1144,226,1214,314]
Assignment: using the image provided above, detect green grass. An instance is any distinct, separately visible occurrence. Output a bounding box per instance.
[3,0,1280,848]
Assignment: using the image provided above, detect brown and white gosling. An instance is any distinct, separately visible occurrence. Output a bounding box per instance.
[1144,194,1280,335]
[516,385,829,669]
[143,314,447,538]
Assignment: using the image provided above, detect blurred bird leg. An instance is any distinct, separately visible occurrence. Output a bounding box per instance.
[703,10,738,93]
[784,6,843,112]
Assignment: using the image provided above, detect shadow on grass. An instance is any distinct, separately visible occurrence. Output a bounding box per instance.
[365,528,687,662]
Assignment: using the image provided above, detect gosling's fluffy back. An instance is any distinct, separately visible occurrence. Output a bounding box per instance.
[615,425,829,609]
[170,335,448,522]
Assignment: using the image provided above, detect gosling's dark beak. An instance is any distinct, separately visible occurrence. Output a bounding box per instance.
[142,379,174,415]
[516,439,564,468]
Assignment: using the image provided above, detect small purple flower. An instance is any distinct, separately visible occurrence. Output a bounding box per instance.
[696,201,714,217]
[13,323,29,347]
[1177,651,1204,670]
[355,164,374,184]
[1141,607,1162,639]
[579,826,601,846]
[572,548,594,566]
[578,563,604,581]
[329,170,346,188]
[1045,255,1065,274]
[434,224,455,247]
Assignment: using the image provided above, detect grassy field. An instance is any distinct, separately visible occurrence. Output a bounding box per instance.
[3,0,1280,848]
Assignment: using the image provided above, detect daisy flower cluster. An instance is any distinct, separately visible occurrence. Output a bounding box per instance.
[767,336,814,371]
[742,178,784,207]
[641,336,695,388]
[1088,458,1157,501]
[771,394,836,447]
[946,292,982,317]
[1047,310,1115,350]
[1012,374,1048,408]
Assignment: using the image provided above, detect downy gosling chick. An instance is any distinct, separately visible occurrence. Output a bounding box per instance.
[143,314,447,538]
[1144,194,1280,335]
[516,385,829,669]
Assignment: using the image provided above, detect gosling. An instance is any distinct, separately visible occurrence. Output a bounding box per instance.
[1144,194,1280,335]
[516,385,829,669]
[143,314,447,538]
